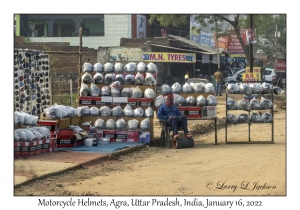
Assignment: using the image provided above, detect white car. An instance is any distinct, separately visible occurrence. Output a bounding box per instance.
[224,68,277,83]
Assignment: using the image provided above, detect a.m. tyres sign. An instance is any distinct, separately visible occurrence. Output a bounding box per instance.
[141,52,196,63]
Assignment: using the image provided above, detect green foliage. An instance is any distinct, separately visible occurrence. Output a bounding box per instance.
[52,93,79,107]
[149,14,189,28]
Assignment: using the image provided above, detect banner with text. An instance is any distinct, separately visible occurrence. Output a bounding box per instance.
[228,29,247,53]
[243,67,261,82]
[276,60,286,72]
[141,52,196,63]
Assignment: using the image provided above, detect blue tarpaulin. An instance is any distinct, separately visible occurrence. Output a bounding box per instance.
[55,142,146,154]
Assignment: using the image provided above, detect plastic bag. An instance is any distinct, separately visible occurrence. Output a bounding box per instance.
[125,74,135,85]
[144,88,155,99]
[137,62,147,73]
[78,106,90,117]
[109,81,122,90]
[182,83,193,93]
[190,83,203,93]
[237,99,250,110]
[250,98,261,110]
[104,73,116,84]
[227,114,237,124]
[114,62,124,73]
[227,83,240,94]
[196,95,207,107]
[116,119,127,130]
[80,83,90,96]
[82,62,93,72]
[239,83,252,95]
[236,114,249,123]
[101,86,111,96]
[273,86,285,95]
[14,112,19,126]
[125,62,136,73]
[104,62,114,73]
[206,95,217,106]
[93,73,104,84]
[21,129,36,141]
[128,119,139,130]
[99,106,111,116]
[250,112,262,123]
[14,129,27,142]
[173,94,186,106]
[227,98,238,110]
[121,88,132,97]
[90,83,101,96]
[94,119,105,129]
[93,62,104,73]
[135,72,145,85]
[105,119,116,130]
[261,112,273,123]
[82,72,94,84]
[144,107,154,118]
[171,82,181,94]
[44,106,62,119]
[146,62,157,73]
[140,118,150,131]
[155,95,165,107]
[24,113,34,125]
[204,83,215,93]
[132,86,143,98]
[73,108,80,117]
[133,107,144,117]
[31,127,50,139]
[112,106,123,117]
[145,73,156,86]
[186,96,196,106]
[123,104,134,117]
[250,83,263,94]
[111,87,120,97]
[115,74,125,85]
[261,82,273,94]
[27,128,43,140]
[89,106,99,116]
[161,84,171,94]
[260,97,273,109]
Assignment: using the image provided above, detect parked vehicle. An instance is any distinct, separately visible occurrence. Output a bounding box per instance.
[186,78,210,84]
[262,68,277,83]
[224,69,246,83]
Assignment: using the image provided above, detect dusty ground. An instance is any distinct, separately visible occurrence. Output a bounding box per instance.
[14,93,286,196]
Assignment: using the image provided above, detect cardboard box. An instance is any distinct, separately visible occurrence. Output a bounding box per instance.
[20,142,29,157]
[35,140,44,155]
[81,116,100,125]
[139,131,151,143]
[14,142,21,157]
[103,130,116,142]
[115,130,127,142]
[79,96,94,105]
[28,140,37,156]
[139,98,154,107]
[177,107,202,118]
[70,117,81,126]
[78,124,90,132]
[127,130,139,142]
[56,129,77,147]
[94,97,106,106]
[42,139,50,153]
[202,106,216,118]
[128,98,138,106]
[49,138,56,152]
[101,96,112,104]
[59,118,70,129]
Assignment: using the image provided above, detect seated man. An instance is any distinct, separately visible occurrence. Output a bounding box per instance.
[157,95,192,139]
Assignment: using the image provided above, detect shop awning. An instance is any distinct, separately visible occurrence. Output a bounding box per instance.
[166,34,218,55]
[149,43,212,55]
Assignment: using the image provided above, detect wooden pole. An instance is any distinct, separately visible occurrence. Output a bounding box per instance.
[78,27,83,98]
[70,79,73,106]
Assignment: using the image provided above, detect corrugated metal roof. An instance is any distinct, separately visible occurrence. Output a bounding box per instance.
[149,43,209,54]
[167,34,217,54]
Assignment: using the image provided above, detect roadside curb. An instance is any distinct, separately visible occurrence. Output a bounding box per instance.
[14,144,148,188]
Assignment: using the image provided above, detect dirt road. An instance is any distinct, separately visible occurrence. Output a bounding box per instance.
[14,94,286,196]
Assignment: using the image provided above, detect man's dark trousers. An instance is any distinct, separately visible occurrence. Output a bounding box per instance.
[167,115,188,135]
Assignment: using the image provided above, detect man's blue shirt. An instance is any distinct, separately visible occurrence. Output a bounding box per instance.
[157,104,181,120]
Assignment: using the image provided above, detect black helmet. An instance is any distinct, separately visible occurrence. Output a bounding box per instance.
[36,98,41,103]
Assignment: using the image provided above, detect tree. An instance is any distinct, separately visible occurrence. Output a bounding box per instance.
[148,15,189,36]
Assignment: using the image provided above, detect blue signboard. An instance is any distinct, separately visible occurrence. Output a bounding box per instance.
[199,34,211,47]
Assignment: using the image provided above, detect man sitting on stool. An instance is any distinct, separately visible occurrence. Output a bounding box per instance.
[157,95,192,139]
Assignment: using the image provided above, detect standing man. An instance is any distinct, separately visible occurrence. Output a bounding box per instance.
[157,95,192,139]
[184,71,189,83]
[214,68,224,96]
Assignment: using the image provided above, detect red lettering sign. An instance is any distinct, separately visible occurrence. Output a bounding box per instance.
[276,60,286,71]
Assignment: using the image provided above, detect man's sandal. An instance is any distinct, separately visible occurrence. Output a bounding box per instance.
[184,133,193,138]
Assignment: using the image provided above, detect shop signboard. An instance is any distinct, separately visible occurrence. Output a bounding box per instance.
[141,52,196,63]
[228,29,247,53]
[243,67,261,82]
[276,60,286,72]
